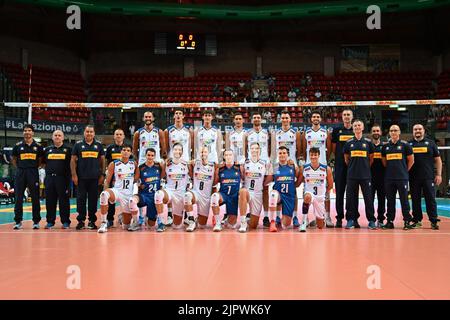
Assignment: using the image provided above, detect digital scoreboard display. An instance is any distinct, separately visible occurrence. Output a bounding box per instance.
[176,33,196,51]
[154,32,216,56]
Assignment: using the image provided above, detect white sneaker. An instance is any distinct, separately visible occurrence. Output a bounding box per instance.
[299,221,307,232]
[325,215,334,228]
[238,221,248,233]
[98,222,108,233]
[213,223,222,232]
[186,219,196,232]
[128,222,140,232]
[166,215,173,226]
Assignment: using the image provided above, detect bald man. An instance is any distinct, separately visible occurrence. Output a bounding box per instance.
[42,130,72,229]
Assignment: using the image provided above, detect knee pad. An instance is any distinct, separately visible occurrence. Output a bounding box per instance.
[184,192,193,206]
[211,192,221,207]
[129,197,139,212]
[100,191,111,206]
[154,190,165,205]
[269,190,279,208]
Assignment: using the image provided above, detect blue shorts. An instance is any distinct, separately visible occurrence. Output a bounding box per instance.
[220,192,239,215]
[138,193,157,221]
[279,194,296,217]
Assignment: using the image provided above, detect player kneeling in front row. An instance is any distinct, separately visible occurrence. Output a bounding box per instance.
[211,149,241,232]
[128,148,164,231]
[184,146,217,232]
[238,142,272,232]
[98,145,139,233]
[268,146,301,232]
[298,147,334,232]
[155,143,190,232]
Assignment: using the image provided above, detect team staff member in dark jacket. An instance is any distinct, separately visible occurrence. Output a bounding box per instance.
[331,108,354,228]
[381,125,414,230]
[371,124,386,228]
[71,125,105,230]
[105,128,126,228]
[12,124,44,230]
[408,123,442,230]
[43,130,72,229]
[343,120,376,230]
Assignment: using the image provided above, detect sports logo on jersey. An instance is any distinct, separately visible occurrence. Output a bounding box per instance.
[194,173,213,181]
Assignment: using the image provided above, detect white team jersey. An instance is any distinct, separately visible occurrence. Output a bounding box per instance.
[113,160,136,194]
[196,126,220,163]
[244,159,270,193]
[274,127,297,162]
[168,125,191,162]
[305,127,328,164]
[229,128,246,164]
[138,127,161,165]
[165,160,189,192]
[303,163,327,197]
[246,128,269,162]
[193,160,215,198]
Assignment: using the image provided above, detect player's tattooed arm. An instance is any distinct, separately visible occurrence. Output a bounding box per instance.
[104,162,115,191]
[326,166,334,193]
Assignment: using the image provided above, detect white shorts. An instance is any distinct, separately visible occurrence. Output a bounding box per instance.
[304,191,326,219]
[111,188,133,213]
[166,188,185,216]
[191,190,211,217]
[248,191,263,216]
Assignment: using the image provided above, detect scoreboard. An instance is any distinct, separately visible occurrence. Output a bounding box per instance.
[176,33,196,50]
[154,32,217,56]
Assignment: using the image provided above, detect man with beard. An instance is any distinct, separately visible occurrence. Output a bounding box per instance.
[408,123,442,230]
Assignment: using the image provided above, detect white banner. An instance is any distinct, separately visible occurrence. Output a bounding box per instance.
[5,100,450,108]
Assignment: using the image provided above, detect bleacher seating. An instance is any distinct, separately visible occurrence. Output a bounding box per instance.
[0,62,90,123]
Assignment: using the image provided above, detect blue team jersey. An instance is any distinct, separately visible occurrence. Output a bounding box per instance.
[273,164,296,198]
[219,165,241,196]
[139,163,161,195]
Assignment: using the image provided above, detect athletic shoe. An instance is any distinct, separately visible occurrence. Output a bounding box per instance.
[403,221,413,230]
[32,223,40,230]
[354,220,361,229]
[269,220,277,232]
[76,222,85,230]
[13,222,22,230]
[345,220,354,229]
[263,216,270,228]
[368,221,377,230]
[308,219,317,229]
[98,222,108,233]
[292,216,300,228]
[431,221,439,230]
[62,222,70,229]
[87,222,97,230]
[221,214,229,225]
[246,213,251,222]
[166,215,173,227]
[382,221,394,229]
[107,221,114,229]
[156,222,166,232]
[238,221,248,233]
[316,218,325,229]
[410,221,422,229]
[335,219,343,228]
[275,216,281,227]
[186,218,196,232]
[325,215,334,228]
[377,221,385,229]
[213,223,222,232]
[299,221,307,232]
[128,222,140,232]
[45,223,54,229]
